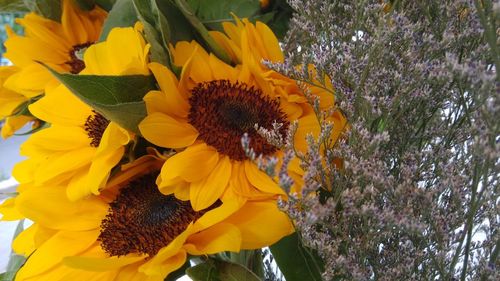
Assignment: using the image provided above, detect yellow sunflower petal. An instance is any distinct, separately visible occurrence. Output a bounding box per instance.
[84,122,130,195]
[61,0,94,44]
[183,46,213,84]
[25,263,119,281]
[12,223,37,256]
[142,250,187,279]
[0,197,23,221]
[15,230,99,280]
[139,112,198,149]
[172,181,190,201]
[115,263,159,281]
[244,161,286,196]
[20,126,90,155]
[184,222,241,255]
[139,225,192,276]
[3,63,54,97]
[82,26,149,76]
[0,88,26,118]
[66,168,92,201]
[192,199,244,233]
[33,147,96,184]
[28,85,91,126]
[294,113,321,153]
[64,246,144,272]
[1,115,33,139]
[209,30,241,63]
[225,201,294,249]
[255,21,284,62]
[4,33,67,66]
[147,62,189,117]
[169,41,204,67]
[189,156,231,211]
[228,161,257,198]
[208,54,237,81]
[16,186,106,231]
[12,159,37,184]
[160,143,219,184]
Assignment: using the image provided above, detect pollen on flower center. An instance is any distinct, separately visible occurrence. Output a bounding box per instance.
[98,173,216,257]
[188,80,289,161]
[66,42,93,74]
[84,110,110,147]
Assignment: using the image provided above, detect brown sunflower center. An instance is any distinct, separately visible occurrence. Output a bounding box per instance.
[188,80,289,161]
[84,110,110,147]
[66,42,93,74]
[98,173,216,257]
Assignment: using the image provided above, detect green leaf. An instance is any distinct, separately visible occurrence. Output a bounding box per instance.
[174,0,231,64]
[74,0,95,10]
[187,259,261,281]
[23,0,61,21]
[44,66,156,134]
[98,0,137,41]
[261,0,293,40]
[186,0,260,31]
[0,220,27,281]
[155,0,196,44]
[187,262,220,281]
[0,0,29,12]
[270,233,324,281]
[229,250,264,279]
[95,0,116,11]
[132,0,176,70]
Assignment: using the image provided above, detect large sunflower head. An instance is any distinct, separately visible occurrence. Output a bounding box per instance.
[13,25,149,201]
[3,0,106,96]
[9,155,292,280]
[140,28,346,210]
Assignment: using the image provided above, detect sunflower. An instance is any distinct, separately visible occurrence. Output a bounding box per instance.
[13,25,149,201]
[9,156,293,280]
[3,0,106,97]
[210,18,348,189]
[0,66,37,138]
[139,38,338,213]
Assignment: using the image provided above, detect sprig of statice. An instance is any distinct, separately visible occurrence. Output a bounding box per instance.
[267,0,499,280]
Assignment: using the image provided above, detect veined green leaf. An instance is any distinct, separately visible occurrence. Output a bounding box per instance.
[132,0,184,74]
[186,259,261,281]
[23,0,61,21]
[174,0,231,64]
[132,0,173,70]
[155,0,196,44]
[44,66,156,135]
[0,0,29,12]
[98,0,137,41]
[270,232,324,281]
[186,0,260,31]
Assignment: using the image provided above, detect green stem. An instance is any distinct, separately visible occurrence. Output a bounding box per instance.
[174,0,232,64]
[459,161,482,281]
[474,0,500,81]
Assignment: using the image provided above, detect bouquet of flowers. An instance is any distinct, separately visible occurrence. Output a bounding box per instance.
[0,0,347,280]
[0,0,498,280]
